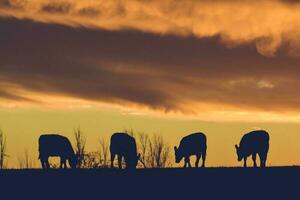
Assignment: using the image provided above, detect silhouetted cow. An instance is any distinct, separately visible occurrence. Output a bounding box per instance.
[38,134,77,169]
[110,133,140,169]
[235,130,269,167]
[174,132,207,168]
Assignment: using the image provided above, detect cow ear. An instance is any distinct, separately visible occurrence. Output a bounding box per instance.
[235,144,239,149]
[174,146,178,152]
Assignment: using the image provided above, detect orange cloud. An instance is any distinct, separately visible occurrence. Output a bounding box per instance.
[1,0,300,56]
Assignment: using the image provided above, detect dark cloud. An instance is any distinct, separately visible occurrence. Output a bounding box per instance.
[0,0,10,7]
[41,2,72,14]
[0,17,300,113]
[0,0,23,9]
[77,7,100,17]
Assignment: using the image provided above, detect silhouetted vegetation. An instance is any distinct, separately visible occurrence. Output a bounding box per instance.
[74,127,86,168]
[148,134,170,168]
[81,151,102,168]
[18,148,35,169]
[135,132,171,168]
[137,132,149,168]
[99,137,109,167]
[0,129,7,169]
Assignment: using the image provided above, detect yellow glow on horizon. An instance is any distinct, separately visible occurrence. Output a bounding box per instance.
[2,89,300,123]
[1,108,300,168]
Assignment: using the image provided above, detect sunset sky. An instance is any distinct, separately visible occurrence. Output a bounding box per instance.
[1,0,300,168]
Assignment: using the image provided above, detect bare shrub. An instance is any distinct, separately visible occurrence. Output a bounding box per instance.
[18,149,34,169]
[136,132,170,168]
[81,152,101,169]
[80,137,110,169]
[138,132,149,168]
[148,134,170,168]
[74,127,86,168]
[99,137,109,167]
[0,129,7,169]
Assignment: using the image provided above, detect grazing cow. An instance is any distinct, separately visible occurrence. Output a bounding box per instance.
[38,134,77,169]
[110,133,140,169]
[174,132,207,168]
[235,130,269,167]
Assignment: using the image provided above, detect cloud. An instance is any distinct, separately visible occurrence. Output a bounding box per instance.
[1,17,300,118]
[2,0,300,57]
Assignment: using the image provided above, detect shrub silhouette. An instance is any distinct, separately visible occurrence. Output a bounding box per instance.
[235,130,269,167]
[0,129,7,169]
[18,148,35,169]
[38,134,77,169]
[133,131,171,168]
[110,133,140,169]
[174,132,207,168]
[73,127,86,168]
[147,134,170,168]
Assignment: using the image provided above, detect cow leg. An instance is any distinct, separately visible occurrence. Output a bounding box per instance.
[187,158,192,168]
[252,154,257,167]
[243,157,247,167]
[45,158,50,169]
[60,157,63,169]
[40,159,45,169]
[195,155,200,168]
[183,160,187,168]
[64,159,67,169]
[118,155,122,169]
[110,153,115,168]
[184,157,190,168]
[202,151,206,168]
[60,157,67,169]
[259,153,267,168]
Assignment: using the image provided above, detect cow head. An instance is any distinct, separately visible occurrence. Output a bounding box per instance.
[174,146,183,163]
[127,153,141,169]
[235,144,243,161]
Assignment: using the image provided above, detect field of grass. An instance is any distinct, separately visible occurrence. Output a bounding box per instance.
[0,167,298,198]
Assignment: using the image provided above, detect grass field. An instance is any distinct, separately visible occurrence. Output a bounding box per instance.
[0,167,299,198]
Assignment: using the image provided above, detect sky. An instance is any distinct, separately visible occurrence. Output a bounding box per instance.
[1,0,300,167]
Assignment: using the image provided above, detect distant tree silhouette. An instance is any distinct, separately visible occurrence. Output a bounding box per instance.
[148,134,170,168]
[133,131,172,168]
[0,129,7,169]
[74,127,86,168]
[18,148,34,169]
[99,137,109,167]
[81,152,102,168]
[137,132,149,168]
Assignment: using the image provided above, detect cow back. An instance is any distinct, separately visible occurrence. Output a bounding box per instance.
[110,133,137,157]
[39,134,75,158]
[239,130,269,155]
[179,132,207,156]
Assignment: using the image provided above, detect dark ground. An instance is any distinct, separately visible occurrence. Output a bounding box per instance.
[0,167,299,199]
